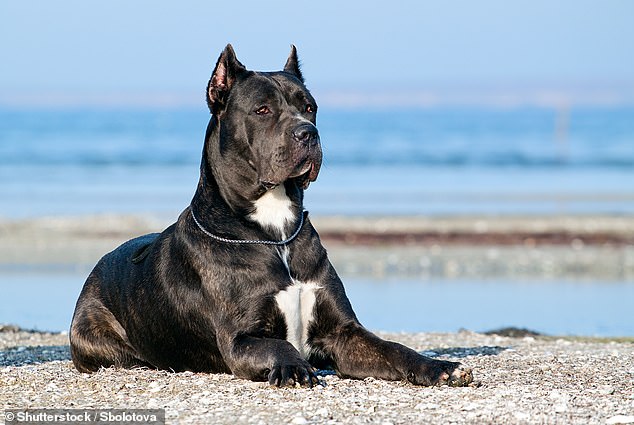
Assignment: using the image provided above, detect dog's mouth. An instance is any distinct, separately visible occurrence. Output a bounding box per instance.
[289,160,312,179]
[258,148,323,192]
[294,163,314,190]
[289,156,321,189]
[259,163,315,191]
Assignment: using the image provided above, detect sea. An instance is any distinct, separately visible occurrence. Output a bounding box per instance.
[1,106,633,336]
[1,106,633,218]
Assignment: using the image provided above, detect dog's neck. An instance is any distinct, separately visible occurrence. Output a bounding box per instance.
[190,118,305,240]
[191,175,304,241]
[248,184,296,234]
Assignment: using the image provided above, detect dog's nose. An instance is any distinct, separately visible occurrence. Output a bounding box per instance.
[292,124,319,145]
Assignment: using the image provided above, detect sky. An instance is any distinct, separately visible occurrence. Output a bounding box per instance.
[1,0,633,106]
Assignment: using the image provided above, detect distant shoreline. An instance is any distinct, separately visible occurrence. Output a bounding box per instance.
[2,213,633,280]
[3,85,634,108]
[3,212,634,245]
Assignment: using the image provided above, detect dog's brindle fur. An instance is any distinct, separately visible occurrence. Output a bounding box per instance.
[70,45,473,387]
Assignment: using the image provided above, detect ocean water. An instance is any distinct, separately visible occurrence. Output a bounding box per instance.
[2,272,633,336]
[1,106,633,218]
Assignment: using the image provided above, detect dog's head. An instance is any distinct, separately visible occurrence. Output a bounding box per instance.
[205,44,322,200]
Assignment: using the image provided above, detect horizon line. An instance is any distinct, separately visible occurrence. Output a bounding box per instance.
[2,86,634,109]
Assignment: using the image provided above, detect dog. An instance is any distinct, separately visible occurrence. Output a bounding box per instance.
[70,45,473,387]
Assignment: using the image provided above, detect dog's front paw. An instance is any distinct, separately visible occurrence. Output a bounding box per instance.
[267,361,319,388]
[407,358,473,387]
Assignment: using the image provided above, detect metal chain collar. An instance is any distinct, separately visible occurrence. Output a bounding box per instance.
[190,207,306,245]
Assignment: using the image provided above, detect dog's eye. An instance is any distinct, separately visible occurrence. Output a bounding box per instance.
[255,106,271,115]
[305,104,315,114]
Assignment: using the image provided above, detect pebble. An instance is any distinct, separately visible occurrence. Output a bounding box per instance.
[462,403,479,411]
[315,408,329,416]
[514,411,530,421]
[598,385,615,395]
[147,381,163,393]
[415,402,440,410]
[607,416,634,425]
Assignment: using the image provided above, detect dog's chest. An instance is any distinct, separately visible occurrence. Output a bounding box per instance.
[275,275,319,358]
[273,237,319,359]
[250,187,319,358]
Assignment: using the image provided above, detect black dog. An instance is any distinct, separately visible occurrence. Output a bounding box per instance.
[70,45,473,387]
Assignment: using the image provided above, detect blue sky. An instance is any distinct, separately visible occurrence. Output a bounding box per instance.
[1,0,633,106]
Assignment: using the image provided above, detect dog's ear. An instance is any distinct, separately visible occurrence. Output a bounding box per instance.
[283,45,304,83]
[206,44,247,113]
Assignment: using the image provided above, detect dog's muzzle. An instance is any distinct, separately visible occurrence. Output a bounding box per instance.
[289,123,322,189]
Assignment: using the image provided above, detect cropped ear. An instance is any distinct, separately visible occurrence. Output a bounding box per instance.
[206,44,247,113]
[283,45,304,83]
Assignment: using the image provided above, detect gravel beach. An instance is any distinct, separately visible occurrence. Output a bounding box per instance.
[1,327,633,424]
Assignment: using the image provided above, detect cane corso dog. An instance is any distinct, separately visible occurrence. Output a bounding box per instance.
[70,45,473,387]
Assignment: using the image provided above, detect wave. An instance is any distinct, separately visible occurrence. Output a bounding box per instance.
[1,107,632,170]
[1,154,632,168]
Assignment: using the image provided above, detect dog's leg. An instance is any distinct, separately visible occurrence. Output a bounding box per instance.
[218,333,319,387]
[70,279,150,372]
[303,260,473,387]
[319,323,473,386]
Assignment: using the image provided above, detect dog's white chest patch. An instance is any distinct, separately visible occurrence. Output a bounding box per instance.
[249,185,294,233]
[275,280,319,359]
[250,186,316,357]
